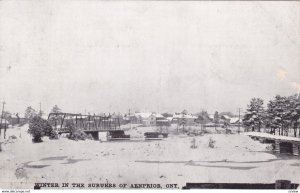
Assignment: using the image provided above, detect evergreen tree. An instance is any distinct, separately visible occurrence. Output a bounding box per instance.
[266,95,289,136]
[243,98,265,132]
[286,95,300,137]
[24,106,37,120]
[28,116,55,142]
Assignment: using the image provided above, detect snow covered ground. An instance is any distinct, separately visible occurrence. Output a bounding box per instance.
[245,132,300,142]
[0,124,299,189]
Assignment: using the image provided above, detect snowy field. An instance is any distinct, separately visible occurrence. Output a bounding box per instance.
[0,124,300,189]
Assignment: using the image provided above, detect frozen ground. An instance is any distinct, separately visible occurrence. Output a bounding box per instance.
[0,124,300,189]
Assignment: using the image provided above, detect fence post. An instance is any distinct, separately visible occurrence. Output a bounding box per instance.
[292,144,299,156]
[274,140,280,153]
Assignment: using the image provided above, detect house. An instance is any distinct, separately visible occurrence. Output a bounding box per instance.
[156,116,170,127]
[134,112,158,126]
[111,113,126,125]
[166,117,173,123]
[128,114,142,124]
[229,117,242,125]
[172,113,198,126]
[220,115,231,124]
[0,119,9,128]
[208,114,215,121]
[7,113,27,125]
[194,113,214,125]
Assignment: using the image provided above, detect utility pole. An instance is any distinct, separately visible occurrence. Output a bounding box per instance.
[201,110,206,131]
[129,109,131,129]
[238,108,242,134]
[0,101,6,138]
[39,102,42,117]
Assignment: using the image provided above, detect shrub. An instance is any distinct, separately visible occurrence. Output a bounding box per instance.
[65,121,92,141]
[190,138,197,149]
[28,116,54,143]
[65,121,76,133]
[208,137,216,148]
[67,130,91,141]
[49,130,59,140]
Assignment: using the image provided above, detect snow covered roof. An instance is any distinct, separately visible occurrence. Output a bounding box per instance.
[230,117,241,124]
[221,115,231,120]
[208,115,214,120]
[155,113,164,118]
[156,119,169,122]
[173,113,197,119]
[166,117,173,121]
[135,112,164,119]
[135,112,153,118]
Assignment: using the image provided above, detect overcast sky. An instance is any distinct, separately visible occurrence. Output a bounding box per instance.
[0,1,299,115]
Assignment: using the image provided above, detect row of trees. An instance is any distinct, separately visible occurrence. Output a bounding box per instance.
[243,94,300,137]
[24,105,61,120]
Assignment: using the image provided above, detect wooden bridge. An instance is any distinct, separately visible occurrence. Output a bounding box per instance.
[245,132,300,156]
[47,112,121,134]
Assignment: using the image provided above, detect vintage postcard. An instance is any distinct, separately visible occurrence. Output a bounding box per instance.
[0,0,300,190]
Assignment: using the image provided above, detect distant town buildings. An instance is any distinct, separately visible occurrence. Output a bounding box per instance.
[123,111,241,127]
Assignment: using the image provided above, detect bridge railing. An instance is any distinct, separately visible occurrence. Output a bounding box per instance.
[48,112,120,132]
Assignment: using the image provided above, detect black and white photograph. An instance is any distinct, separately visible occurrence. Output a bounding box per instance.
[0,0,300,190]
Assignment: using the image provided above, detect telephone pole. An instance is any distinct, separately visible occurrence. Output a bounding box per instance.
[238,108,242,134]
[129,109,131,129]
[201,110,206,131]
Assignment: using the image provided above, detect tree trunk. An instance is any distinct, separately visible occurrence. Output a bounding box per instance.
[294,121,297,137]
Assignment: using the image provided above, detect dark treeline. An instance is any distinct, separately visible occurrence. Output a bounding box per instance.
[243,94,300,137]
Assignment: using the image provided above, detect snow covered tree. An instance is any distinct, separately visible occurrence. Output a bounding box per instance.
[28,116,55,142]
[265,99,277,134]
[243,98,265,132]
[284,95,300,137]
[24,106,37,121]
[214,111,219,124]
[50,105,62,114]
[265,95,290,136]
[162,112,172,118]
